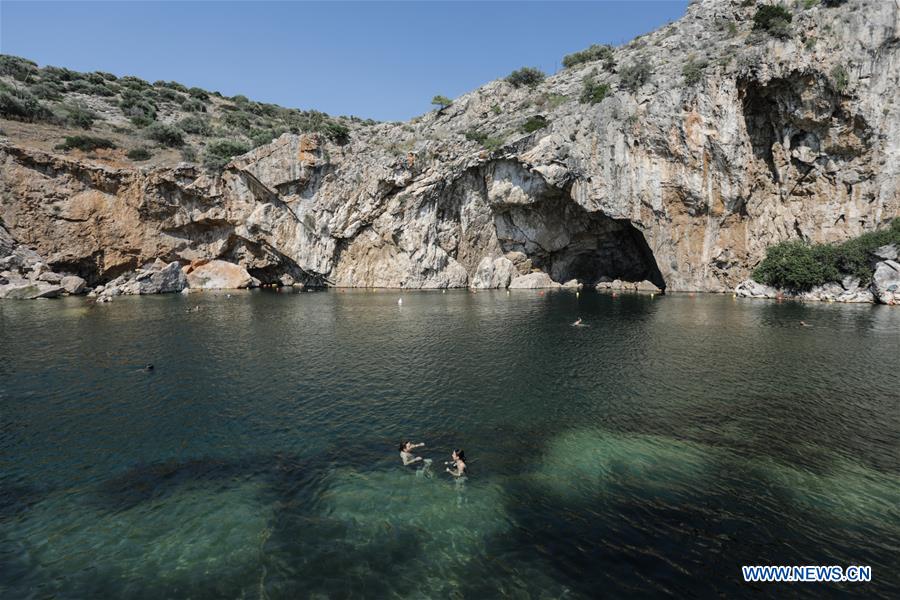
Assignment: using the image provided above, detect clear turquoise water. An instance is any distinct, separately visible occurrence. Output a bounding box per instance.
[1,290,898,598]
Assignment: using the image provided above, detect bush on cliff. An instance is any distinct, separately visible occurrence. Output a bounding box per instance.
[0,87,52,122]
[562,44,615,70]
[521,115,549,133]
[752,5,793,39]
[753,219,900,290]
[619,60,652,92]
[127,147,152,161]
[580,69,610,104]
[506,67,545,88]
[431,95,452,110]
[204,139,250,171]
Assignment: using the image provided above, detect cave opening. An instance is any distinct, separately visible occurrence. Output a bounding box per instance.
[493,194,666,290]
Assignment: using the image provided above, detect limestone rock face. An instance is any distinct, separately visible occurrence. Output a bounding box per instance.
[185,260,253,290]
[1,0,898,294]
[509,272,562,289]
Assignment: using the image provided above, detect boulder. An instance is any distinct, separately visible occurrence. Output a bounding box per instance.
[0,279,63,299]
[562,279,583,289]
[596,279,662,293]
[61,275,87,295]
[734,280,778,299]
[871,259,900,305]
[37,271,63,284]
[186,260,253,289]
[508,272,561,289]
[470,256,517,289]
[128,261,187,294]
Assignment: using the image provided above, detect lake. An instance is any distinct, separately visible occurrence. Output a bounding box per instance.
[1,290,898,598]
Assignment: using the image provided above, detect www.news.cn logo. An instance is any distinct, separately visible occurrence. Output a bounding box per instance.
[742,565,872,583]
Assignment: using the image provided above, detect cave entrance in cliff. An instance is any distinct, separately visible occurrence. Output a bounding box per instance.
[493,195,665,290]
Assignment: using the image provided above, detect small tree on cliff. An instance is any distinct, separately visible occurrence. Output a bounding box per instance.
[431,95,452,111]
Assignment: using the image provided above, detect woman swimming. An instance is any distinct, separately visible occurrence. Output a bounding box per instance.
[399,441,426,466]
[445,448,468,478]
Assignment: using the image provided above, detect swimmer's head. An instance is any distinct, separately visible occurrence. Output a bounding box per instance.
[399,441,412,452]
[452,448,466,462]
[144,364,154,371]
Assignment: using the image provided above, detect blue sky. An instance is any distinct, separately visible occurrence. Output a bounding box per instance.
[0,1,689,121]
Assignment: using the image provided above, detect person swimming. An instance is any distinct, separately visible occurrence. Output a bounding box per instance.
[572,318,584,326]
[399,441,426,466]
[445,448,468,478]
[143,364,154,372]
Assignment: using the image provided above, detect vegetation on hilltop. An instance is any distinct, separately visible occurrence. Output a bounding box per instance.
[0,54,363,169]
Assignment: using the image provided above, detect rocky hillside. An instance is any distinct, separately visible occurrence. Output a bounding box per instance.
[2,0,899,297]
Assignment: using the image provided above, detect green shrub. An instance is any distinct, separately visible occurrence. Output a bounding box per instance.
[521,115,549,133]
[250,127,286,147]
[119,75,151,90]
[803,0,819,9]
[491,104,502,115]
[204,139,250,170]
[431,95,452,110]
[319,120,350,144]
[154,87,182,103]
[127,147,152,161]
[0,88,52,122]
[156,80,188,93]
[119,88,157,120]
[232,94,249,104]
[59,102,98,129]
[188,87,209,101]
[0,55,38,81]
[753,219,900,290]
[562,44,614,69]
[144,122,184,147]
[831,65,848,92]
[224,110,253,132]
[620,60,652,91]
[30,81,64,101]
[181,145,197,162]
[580,69,610,104]
[465,129,503,151]
[822,0,847,6]
[752,5,793,39]
[727,21,738,36]
[130,115,154,128]
[55,135,116,152]
[40,65,77,83]
[682,57,709,86]
[182,98,206,113]
[177,115,213,136]
[506,67,545,88]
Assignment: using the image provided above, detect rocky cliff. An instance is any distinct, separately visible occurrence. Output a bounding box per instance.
[2,0,899,293]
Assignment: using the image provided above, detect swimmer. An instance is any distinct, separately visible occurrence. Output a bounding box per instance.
[399,441,426,466]
[445,448,468,478]
[143,364,154,372]
[800,320,811,327]
[572,317,584,326]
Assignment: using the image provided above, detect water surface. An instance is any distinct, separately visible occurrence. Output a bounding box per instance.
[1,290,898,598]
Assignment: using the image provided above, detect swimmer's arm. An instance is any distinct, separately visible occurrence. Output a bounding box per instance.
[445,465,463,477]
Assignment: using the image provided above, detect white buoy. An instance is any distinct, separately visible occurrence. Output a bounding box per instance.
[650,293,654,299]
[398,297,403,305]
[576,292,580,298]
[442,289,446,294]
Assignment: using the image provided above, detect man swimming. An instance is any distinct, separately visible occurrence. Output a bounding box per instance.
[572,318,584,326]
[399,441,426,466]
